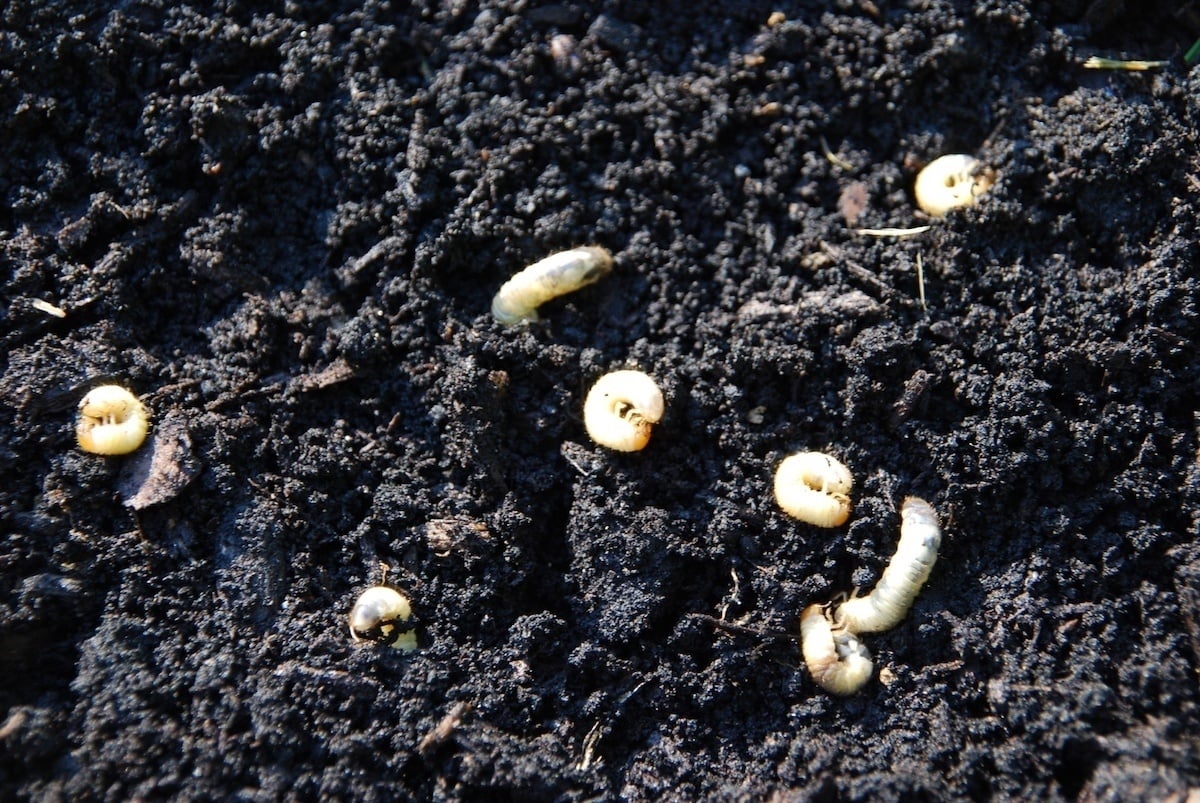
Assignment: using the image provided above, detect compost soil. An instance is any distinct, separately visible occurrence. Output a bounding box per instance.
[2,1,1199,800]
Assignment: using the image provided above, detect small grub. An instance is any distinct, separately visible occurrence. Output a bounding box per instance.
[583,370,665,452]
[30,299,67,318]
[77,384,150,456]
[774,451,854,527]
[800,604,873,696]
[349,586,418,651]
[914,154,994,217]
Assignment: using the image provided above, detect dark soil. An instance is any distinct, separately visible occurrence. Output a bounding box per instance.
[2,1,1199,800]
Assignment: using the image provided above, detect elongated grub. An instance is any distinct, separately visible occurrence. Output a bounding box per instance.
[492,246,612,325]
[835,496,942,634]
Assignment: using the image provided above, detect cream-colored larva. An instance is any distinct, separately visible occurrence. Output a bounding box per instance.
[913,154,995,217]
[349,586,418,651]
[773,451,854,527]
[491,246,613,325]
[76,384,150,455]
[800,604,874,696]
[583,370,664,452]
[834,496,942,634]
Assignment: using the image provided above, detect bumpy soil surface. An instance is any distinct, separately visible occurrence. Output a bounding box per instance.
[2,2,1199,800]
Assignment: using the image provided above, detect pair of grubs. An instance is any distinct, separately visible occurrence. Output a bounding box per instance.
[490,247,667,452]
[489,154,995,323]
[71,387,418,653]
[490,156,994,310]
[800,496,942,695]
[71,386,417,653]
[347,369,664,650]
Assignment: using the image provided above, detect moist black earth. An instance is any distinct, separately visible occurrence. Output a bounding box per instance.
[2,1,1199,800]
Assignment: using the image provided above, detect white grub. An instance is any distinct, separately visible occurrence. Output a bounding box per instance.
[773,451,853,527]
[491,246,613,325]
[76,384,150,455]
[800,604,874,696]
[583,370,664,452]
[913,154,994,217]
[348,586,418,651]
[834,496,942,635]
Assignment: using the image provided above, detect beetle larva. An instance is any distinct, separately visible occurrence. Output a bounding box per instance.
[491,246,613,325]
[583,370,664,452]
[834,496,942,634]
[773,451,854,527]
[913,154,995,218]
[76,384,150,455]
[800,603,874,696]
[349,586,418,651]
